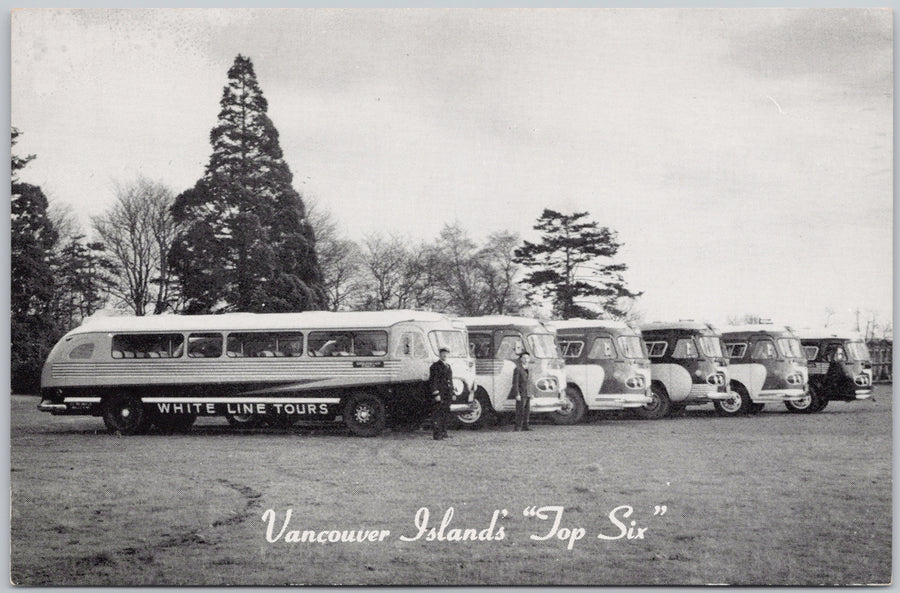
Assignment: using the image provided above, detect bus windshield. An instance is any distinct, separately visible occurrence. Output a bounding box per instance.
[845,341,871,361]
[527,333,560,359]
[697,336,724,358]
[428,331,468,357]
[776,338,805,358]
[617,335,647,359]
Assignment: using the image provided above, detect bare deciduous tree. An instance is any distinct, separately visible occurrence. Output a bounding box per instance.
[92,177,182,315]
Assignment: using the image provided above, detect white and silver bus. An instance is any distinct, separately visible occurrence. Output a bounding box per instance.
[38,310,476,437]
[548,319,652,423]
[455,316,565,428]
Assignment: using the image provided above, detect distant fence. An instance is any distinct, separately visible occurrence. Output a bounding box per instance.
[867,339,892,383]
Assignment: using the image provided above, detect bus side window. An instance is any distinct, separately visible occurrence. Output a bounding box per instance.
[468,333,493,359]
[725,343,747,359]
[646,341,667,358]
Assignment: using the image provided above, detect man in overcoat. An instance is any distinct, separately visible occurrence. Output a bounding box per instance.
[429,347,455,440]
[509,351,532,431]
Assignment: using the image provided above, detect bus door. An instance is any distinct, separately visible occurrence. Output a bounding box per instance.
[469,331,496,396]
[394,329,431,384]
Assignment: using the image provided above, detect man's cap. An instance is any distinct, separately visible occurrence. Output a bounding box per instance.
[439,347,450,353]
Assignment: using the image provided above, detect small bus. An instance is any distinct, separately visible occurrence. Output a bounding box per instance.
[719,325,809,415]
[38,310,476,437]
[455,316,565,428]
[637,322,732,418]
[548,320,652,423]
[794,331,874,413]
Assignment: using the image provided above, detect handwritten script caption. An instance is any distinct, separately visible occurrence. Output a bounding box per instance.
[262,504,668,550]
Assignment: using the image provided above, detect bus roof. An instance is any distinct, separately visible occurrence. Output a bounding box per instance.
[639,321,719,333]
[796,328,866,341]
[459,316,554,331]
[549,319,636,332]
[720,324,796,337]
[68,310,455,335]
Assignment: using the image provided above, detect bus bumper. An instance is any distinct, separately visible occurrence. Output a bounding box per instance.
[854,389,874,400]
[529,396,564,414]
[592,393,653,410]
[37,400,68,414]
[754,389,808,403]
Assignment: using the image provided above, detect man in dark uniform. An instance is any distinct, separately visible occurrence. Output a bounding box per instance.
[429,346,455,440]
[509,351,532,431]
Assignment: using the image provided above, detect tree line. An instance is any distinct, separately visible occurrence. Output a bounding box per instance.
[10,55,638,393]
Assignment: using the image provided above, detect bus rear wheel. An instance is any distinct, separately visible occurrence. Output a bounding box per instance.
[551,385,586,425]
[634,384,671,419]
[103,395,151,435]
[344,392,386,437]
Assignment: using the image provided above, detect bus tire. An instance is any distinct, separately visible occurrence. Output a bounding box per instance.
[103,395,151,435]
[785,385,823,414]
[455,390,494,430]
[714,382,751,416]
[225,413,262,428]
[154,413,197,433]
[552,385,586,425]
[634,383,671,420]
[344,392,386,437]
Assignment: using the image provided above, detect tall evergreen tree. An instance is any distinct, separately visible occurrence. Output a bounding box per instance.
[514,209,641,319]
[11,128,62,393]
[170,55,325,313]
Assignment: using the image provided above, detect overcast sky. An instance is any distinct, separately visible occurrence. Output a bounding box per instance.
[10,8,893,331]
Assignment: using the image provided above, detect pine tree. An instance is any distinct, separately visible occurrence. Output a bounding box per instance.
[11,128,62,393]
[514,209,641,319]
[170,55,325,313]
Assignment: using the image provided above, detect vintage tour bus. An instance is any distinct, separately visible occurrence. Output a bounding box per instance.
[719,325,809,415]
[548,319,652,423]
[637,322,732,418]
[38,310,476,437]
[794,330,874,413]
[455,316,565,428]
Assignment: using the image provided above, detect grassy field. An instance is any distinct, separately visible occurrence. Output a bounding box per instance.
[10,386,892,586]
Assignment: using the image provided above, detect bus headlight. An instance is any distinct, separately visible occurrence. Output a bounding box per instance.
[625,376,645,389]
[535,377,558,393]
[855,374,871,387]
[453,378,466,396]
[786,373,804,385]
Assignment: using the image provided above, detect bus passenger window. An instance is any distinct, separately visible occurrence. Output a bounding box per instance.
[68,343,95,359]
[188,334,223,358]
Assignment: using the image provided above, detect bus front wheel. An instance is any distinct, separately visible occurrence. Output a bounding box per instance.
[455,390,494,430]
[344,392,386,437]
[785,385,826,414]
[634,384,671,419]
[103,395,151,435]
[714,383,751,416]
[552,385,586,425]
